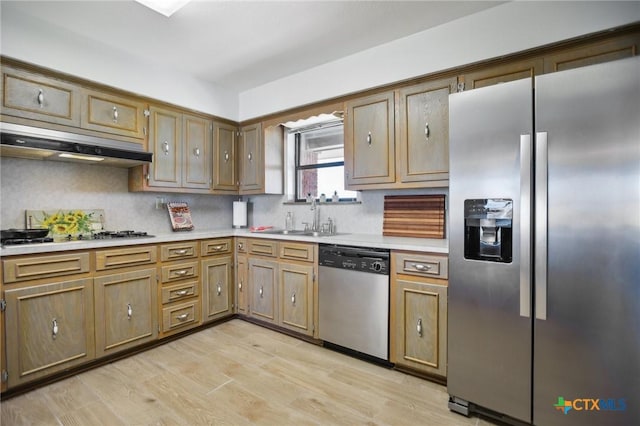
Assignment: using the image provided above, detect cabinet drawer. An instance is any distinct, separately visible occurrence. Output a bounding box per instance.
[279,242,315,263]
[162,300,200,332]
[2,67,80,126]
[248,239,277,257]
[201,238,232,256]
[3,252,90,283]
[393,252,448,280]
[160,242,198,261]
[96,245,157,270]
[81,89,146,140]
[161,261,199,283]
[162,281,199,304]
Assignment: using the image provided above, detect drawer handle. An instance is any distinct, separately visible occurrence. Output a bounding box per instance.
[112,106,119,123]
[414,263,431,271]
[175,289,190,297]
[216,283,222,296]
[37,89,44,107]
[52,318,59,339]
[417,318,423,337]
[238,281,243,291]
[163,141,170,155]
[212,245,224,251]
[194,147,201,158]
[291,292,296,305]
[176,313,190,321]
[248,152,253,162]
[174,270,189,276]
[425,122,430,141]
[366,131,372,146]
[224,150,230,162]
[127,303,133,320]
[174,249,189,255]
[259,286,264,298]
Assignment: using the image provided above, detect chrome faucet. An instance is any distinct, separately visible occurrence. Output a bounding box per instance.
[310,197,320,232]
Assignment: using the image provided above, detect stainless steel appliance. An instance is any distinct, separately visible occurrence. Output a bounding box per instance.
[318,244,390,361]
[447,57,639,425]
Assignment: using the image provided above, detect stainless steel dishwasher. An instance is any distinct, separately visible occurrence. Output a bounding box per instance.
[318,244,390,361]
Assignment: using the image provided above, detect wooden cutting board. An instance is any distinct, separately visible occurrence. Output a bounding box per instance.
[383,195,446,239]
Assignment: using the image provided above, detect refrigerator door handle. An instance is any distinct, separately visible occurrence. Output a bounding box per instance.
[535,131,548,320]
[520,134,532,318]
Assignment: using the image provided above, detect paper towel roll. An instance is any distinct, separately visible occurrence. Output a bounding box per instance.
[233,201,247,228]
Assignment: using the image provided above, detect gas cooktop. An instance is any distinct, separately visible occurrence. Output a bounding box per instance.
[1,230,154,245]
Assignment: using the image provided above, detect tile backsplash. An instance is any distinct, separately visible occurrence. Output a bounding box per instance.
[1,157,448,236]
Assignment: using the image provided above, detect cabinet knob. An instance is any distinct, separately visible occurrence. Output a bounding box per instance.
[224,151,230,162]
[248,152,253,162]
[37,89,44,108]
[112,106,119,123]
[127,303,133,320]
[238,281,243,291]
[366,132,372,146]
[291,292,296,305]
[163,141,170,155]
[259,286,264,298]
[425,122,430,141]
[217,283,222,296]
[51,318,59,339]
[194,147,201,158]
[416,318,423,337]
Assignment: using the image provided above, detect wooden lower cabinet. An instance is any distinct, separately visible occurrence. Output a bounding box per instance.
[3,278,95,388]
[279,262,314,336]
[94,268,158,357]
[390,251,448,379]
[201,256,233,323]
[248,258,278,324]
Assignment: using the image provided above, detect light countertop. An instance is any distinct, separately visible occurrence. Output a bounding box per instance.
[0,228,448,256]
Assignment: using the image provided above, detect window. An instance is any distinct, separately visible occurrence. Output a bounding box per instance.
[293,123,357,202]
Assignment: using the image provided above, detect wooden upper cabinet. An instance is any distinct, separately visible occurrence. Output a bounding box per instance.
[544,33,640,73]
[238,123,263,193]
[460,58,543,90]
[212,121,239,192]
[182,113,212,190]
[397,77,456,184]
[344,91,395,188]
[1,66,81,127]
[147,105,182,188]
[81,88,146,140]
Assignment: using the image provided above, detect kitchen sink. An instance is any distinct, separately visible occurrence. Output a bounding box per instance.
[257,229,348,237]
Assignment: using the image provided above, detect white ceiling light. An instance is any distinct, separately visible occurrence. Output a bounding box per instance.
[135,0,191,17]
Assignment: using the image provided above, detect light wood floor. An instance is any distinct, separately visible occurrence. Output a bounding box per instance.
[0,319,499,425]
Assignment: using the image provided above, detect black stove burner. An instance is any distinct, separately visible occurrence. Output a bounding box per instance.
[91,230,152,240]
[2,237,54,245]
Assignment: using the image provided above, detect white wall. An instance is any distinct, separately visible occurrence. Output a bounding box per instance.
[239,1,640,120]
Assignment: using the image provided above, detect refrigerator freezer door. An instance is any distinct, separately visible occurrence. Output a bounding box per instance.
[448,78,533,423]
[533,57,640,426]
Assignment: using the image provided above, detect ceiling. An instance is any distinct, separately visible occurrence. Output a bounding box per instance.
[1,1,504,92]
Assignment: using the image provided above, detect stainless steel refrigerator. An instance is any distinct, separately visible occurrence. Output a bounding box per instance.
[447,56,639,426]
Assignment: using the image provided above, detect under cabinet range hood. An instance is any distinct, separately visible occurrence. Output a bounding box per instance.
[0,122,152,167]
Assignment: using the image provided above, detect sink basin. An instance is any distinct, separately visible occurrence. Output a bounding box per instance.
[257,229,347,237]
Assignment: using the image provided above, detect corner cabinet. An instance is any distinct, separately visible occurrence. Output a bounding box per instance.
[390,251,448,380]
[238,123,284,195]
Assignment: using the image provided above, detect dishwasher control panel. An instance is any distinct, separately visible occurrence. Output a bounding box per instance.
[319,244,390,275]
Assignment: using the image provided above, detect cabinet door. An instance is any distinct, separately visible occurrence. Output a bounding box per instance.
[4,278,95,388]
[81,89,146,140]
[201,256,233,323]
[1,66,80,127]
[236,254,248,315]
[459,58,543,90]
[213,122,239,192]
[397,78,456,183]
[279,262,314,336]
[344,91,395,188]
[248,258,277,323]
[239,123,263,193]
[391,278,447,378]
[94,268,158,357]
[147,105,182,188]
[183,114,212,189]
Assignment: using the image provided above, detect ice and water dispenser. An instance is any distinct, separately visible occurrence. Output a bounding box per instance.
[464,199,513,263]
